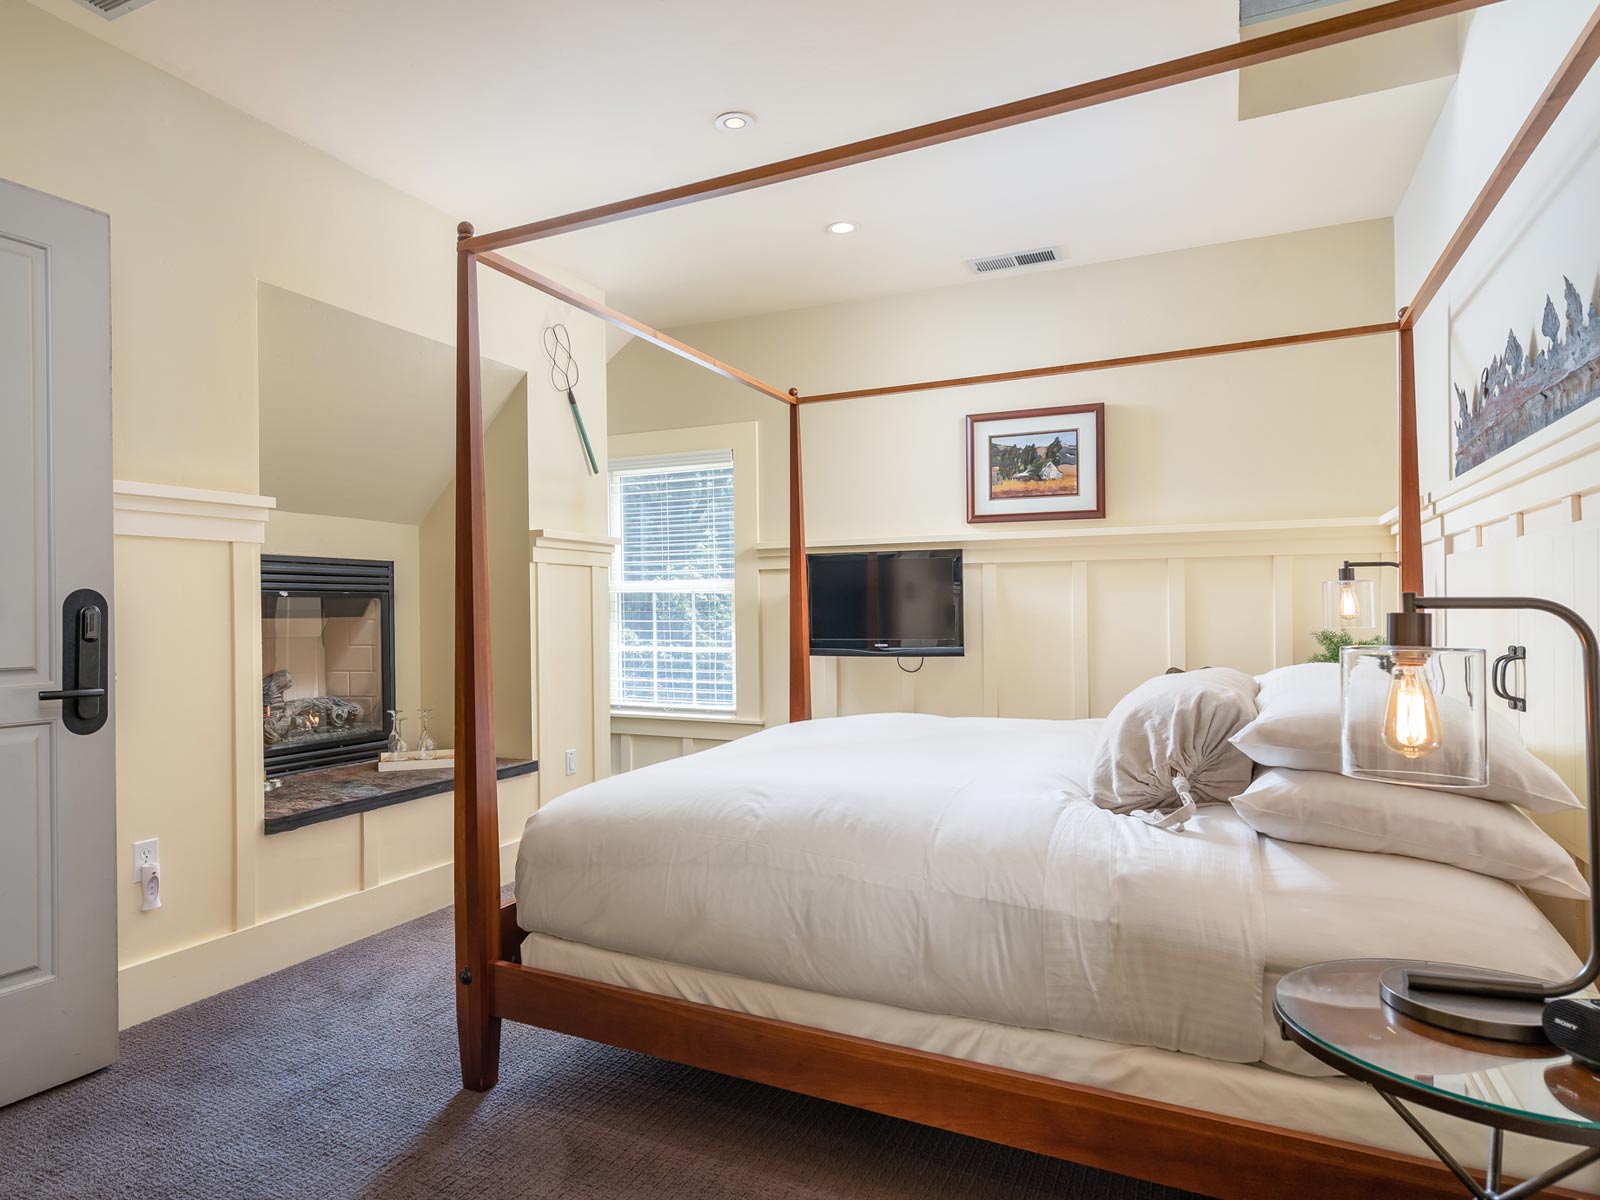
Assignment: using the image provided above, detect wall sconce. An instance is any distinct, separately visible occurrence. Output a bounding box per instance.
[1340,592,1594,1043]
[1321,559,1397,632]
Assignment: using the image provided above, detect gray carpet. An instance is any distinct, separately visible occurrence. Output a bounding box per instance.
[1,901,1211,1200]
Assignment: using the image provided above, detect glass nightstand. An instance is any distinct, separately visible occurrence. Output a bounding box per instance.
[1275,960,1600,1199]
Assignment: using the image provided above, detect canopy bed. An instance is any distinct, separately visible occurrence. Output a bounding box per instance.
[447,3,1600,1197]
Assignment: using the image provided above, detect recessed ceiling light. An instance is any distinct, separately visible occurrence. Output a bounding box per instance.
[825,221,858,235]
[715,112,755,131]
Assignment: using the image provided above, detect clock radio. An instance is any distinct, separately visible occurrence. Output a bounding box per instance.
[1543,997,1600,1069]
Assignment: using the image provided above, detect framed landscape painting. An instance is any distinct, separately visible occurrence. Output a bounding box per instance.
[966,402,1105,523]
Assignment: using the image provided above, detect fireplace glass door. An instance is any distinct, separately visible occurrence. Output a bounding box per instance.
[262,556,395,775]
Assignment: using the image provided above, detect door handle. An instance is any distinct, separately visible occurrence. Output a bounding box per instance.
[40,589,110,735]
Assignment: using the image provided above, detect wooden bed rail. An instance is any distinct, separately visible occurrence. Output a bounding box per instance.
[460,0,1499,255]
[799,321,1398,404]
[476,251,793,405]
[483,955,1588,1200]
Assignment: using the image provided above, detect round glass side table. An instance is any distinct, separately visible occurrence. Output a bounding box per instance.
[1275,960,1600,1199]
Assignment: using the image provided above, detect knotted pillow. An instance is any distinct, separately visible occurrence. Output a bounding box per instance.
[1090,667,1260,831]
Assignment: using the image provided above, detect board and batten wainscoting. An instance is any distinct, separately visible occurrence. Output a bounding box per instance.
[529,530,618,803]
[110,482,547,1026]
[1395,400,1600,950]
[611,517,1397,773]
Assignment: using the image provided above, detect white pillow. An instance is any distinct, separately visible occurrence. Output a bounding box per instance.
[1229,663,1580,813]
[1231,767,1588,899]
[1091,667,1259,823]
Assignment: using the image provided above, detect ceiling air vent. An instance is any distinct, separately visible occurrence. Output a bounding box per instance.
[965,246,1066,275]
[70,0,158,19]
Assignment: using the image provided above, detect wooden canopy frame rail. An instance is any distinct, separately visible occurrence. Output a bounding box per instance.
[452,4,1600,1196]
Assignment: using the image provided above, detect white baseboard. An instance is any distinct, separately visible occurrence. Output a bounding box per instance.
[117,839,519,1029]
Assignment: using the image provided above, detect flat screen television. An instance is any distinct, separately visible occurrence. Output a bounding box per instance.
[807,550,964,657]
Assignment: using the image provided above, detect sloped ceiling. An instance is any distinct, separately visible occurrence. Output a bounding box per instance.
[32,0,1462,327]
[258,284,525,524]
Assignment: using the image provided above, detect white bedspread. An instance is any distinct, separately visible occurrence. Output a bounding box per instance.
[516,712,1266,1062]
[1046,801,1264,1061]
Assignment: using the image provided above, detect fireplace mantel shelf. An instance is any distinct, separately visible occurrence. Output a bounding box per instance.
[263,758,537,835]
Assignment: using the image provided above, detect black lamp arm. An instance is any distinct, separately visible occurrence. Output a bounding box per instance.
[1407,594,1600,1002]
[1337,560,1401,583]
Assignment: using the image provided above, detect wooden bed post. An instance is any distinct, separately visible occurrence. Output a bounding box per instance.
[788,392,812,722]
[1397,319,1424,595]
[453,222,502,1091]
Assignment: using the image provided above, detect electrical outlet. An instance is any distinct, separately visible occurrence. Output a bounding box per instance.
[565,749,577,776]
[132,838,158,883]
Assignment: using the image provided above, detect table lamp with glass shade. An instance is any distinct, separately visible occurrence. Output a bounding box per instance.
[1322,559,1398,633]
[1340,592,1600,1042]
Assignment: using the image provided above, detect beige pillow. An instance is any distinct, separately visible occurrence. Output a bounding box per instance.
[1231,767,1587,899]
[1091,667,1259,824]
[1229,663,1580,813]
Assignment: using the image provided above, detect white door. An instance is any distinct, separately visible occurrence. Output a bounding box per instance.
[0,178,116,1106]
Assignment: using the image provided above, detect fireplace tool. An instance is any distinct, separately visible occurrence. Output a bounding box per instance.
[544,322,598,475]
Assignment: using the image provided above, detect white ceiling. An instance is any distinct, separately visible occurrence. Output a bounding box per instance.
[32,0,1459,327]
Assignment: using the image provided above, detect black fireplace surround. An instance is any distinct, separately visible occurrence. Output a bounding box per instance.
[262,555,396,777]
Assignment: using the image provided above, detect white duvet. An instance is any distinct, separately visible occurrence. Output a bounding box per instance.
[515,713,1578,1066]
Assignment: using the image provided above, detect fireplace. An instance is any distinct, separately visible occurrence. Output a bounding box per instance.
[262,555,396,777]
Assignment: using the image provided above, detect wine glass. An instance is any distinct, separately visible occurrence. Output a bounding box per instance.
[416,709,436,760]
[386,709,408,756]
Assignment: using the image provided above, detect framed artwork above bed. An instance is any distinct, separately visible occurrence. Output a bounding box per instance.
[966,402,1105,523]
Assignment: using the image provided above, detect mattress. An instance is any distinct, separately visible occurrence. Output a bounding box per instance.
[515,713,1578,1073]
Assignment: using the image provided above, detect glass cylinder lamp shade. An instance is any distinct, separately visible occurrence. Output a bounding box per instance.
[1340,645,1488,788]
[1322,577,1378,632]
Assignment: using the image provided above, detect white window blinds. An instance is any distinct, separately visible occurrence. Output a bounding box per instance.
[608,450,736,713]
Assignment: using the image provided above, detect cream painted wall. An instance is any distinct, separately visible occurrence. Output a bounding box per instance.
[419,385,536,762]
[1396,0,1600,504]
[0,0,591,498]
[1,3,609,1023]
[419,383,617,798]
[612,219,1399,550]
[608,221,1400,761]
[257,283,530,526]
[1392,0,1600,864]
[113,535,240,969]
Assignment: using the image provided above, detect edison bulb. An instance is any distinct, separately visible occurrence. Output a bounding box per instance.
[1337,581,1361,623]
[1383,657,1442,758]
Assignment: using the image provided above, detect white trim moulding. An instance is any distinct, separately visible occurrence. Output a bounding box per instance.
[112,480,276,544]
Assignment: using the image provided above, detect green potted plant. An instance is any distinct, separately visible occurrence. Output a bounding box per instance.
[1308,628,1384,664]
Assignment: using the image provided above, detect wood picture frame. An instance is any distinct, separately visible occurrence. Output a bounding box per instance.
[966,403,1105,524]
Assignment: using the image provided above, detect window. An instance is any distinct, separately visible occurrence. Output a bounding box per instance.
[1239,0,1347,24]
[608,450,735,713]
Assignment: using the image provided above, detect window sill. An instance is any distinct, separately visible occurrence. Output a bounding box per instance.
[610,711,766,741]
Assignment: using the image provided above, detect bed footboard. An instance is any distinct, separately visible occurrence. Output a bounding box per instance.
[486,959,1589,1200]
